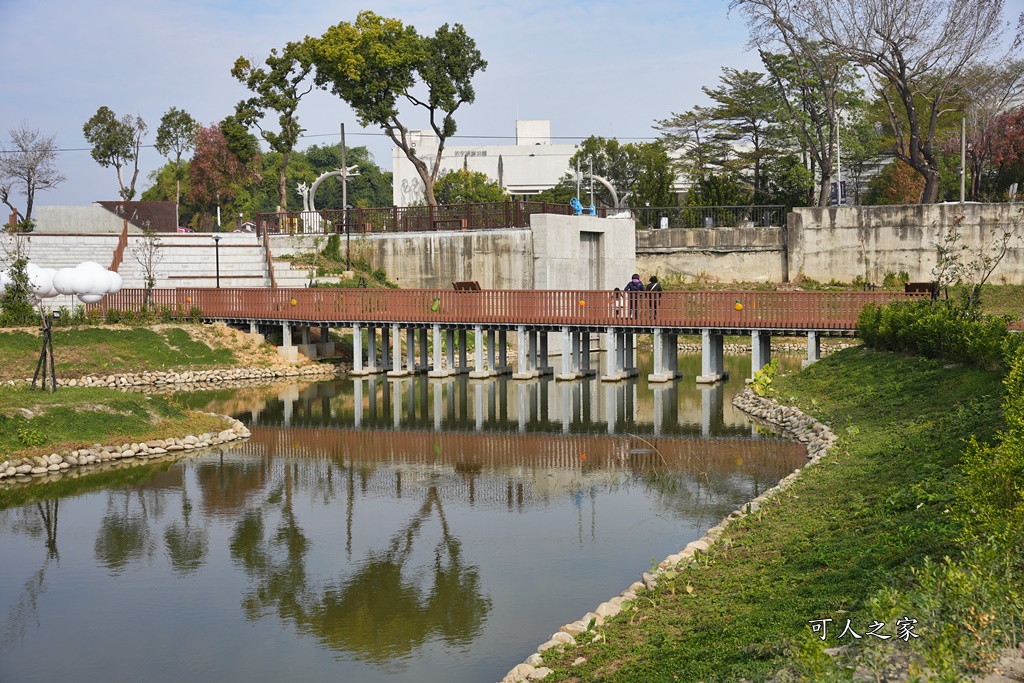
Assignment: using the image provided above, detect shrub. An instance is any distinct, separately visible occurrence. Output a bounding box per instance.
[104,308,121,324]
[322,233,342,262]
[857,300,1011,370]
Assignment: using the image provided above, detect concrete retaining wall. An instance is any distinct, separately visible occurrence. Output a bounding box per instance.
[636,225,785,283]
[789,203,1024,284]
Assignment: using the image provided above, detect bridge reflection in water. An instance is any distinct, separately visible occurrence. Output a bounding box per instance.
[237,372,758,438]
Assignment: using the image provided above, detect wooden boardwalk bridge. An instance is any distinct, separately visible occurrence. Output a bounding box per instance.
[98,287,923,384]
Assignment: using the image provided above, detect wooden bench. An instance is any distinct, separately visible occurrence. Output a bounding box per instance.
[452,280,481,291]
[905,282,937,297]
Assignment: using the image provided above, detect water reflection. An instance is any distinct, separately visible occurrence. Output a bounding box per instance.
[0,354,810,683]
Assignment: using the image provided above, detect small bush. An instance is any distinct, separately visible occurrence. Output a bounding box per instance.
[189,306,203,323]
[104,308,121,324]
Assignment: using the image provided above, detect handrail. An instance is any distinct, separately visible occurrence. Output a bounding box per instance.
[93,288,926,331]
[109,220,130,272]
[262,229,277,289]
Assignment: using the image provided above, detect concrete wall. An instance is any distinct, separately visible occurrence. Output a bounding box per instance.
[33,205,145,234]
[636,225,785,283]
[789,203,1024,284]
[531,214,636,291]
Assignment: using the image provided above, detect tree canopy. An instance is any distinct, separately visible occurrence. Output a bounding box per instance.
[305,11,486,206]
[82,106,147,201]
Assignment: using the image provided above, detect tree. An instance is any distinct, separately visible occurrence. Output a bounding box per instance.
[568,137,677,208]
[232,41,314,212]
[303,143,393,208]
[863,159,926,204]
[433,169,507,204]
[702,68,788,201]
[764,0,1020,203]
[154,107,198,227]
[0,124,65,224]
[82,106,147,200]
[686,173,752,207]
[654,106,731,183]
[306,11,487,206]
[131,226,162,306]
[188,123,262,230]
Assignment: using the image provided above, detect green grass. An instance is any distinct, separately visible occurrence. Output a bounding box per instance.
[0,385,229,460]
[0,458,178,510]
[537,349,1006,682]
[0,327,236,381]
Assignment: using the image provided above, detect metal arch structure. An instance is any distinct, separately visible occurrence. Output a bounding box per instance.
[298,167,361,213]
[583,173,629,209]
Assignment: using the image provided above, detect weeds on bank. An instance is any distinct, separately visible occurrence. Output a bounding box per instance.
[538,349,1009,682]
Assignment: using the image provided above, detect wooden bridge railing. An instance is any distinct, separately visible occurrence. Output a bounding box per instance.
[94,288,926,331]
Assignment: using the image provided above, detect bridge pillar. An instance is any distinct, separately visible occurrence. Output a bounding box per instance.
[388,323,410,377]
[601,327,625,381]
[405,328,416,375]
[277,322,299,363]
[649,328,675,383]
[417,328,430,373]
[458,329,469,374]
[381,326,391,371]
[350,324,365,375]
[445,329,456,374]
[556,326,582,381]
[803,330,821,368]
[513,325,539,379]
[751,330,772,380]
[539,331,552,375]
[623,332,638,377]
[470,324,496,378]
[365,327,378,373]
[580,331,595,376]
[428,325,450,378]
[697,328,727,383]
[497,329,511,374]
[318,324,334,359]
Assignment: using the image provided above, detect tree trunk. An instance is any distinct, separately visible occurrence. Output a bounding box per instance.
[920,168,941,204]
[279,151,289,211]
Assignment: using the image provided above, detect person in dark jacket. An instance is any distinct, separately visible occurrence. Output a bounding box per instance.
[646,275,663,320]
[624,274,645,319]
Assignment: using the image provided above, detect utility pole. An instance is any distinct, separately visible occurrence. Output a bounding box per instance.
[341,122,350,273]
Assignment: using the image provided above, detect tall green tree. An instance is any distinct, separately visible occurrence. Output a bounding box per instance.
[703,68,787,201]
[154,107,198,227]
[654,106,731,183]
[568,137,676,208]
[232,42,314,212]
[306,11,486,206]
[82,106,147,200]
[303,143,393,208]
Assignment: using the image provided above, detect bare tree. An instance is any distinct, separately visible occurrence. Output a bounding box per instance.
[130,224,162,306]
[0,124,65,224]
[736,0,1021,204]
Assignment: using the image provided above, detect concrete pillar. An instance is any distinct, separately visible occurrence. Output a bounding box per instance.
[539,332,551,375]
[366,327,377,372]
[751,329,772,380]
[282,323,292,347]
[497,329,510,374]
[429,325,447,378]
[417,328,429,373]
[803,330,821,368]
[351,324,363,374]
[470,324,490,378]
[388,323,408,377]
[250,320,258,335]
[381,326,391,371]
[602,327,622,381]
[624,332,637,377]
[406,328,416,374]
[529,330,538,372]
[556,326,579,381]
[301,326,311,345]
[513,325,539,379]
[443,329,453,374]
[649,328,672,383]
[458,329,469,374]
[697,328,727,383]
[580,331,594,376]
[487,329,496,373]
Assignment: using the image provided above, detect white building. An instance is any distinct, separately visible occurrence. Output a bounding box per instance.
[392,120,578,206]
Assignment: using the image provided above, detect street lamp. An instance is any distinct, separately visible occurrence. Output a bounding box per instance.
[212,235,222,288]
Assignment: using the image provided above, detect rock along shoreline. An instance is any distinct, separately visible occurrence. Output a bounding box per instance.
[496,387,837,683]
[0,363,344,486]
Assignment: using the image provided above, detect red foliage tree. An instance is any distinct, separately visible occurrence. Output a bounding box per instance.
[188,124,261,218]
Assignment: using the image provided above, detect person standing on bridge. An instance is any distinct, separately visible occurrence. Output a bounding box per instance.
[624,274,645,319]
[646,275,663,321]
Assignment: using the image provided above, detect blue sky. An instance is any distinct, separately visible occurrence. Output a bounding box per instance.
[1,0,1021,208]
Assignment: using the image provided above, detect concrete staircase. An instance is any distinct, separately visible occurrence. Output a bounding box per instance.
[12,232,313,291]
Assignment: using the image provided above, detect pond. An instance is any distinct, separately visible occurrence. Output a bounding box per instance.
[0,353,807,683]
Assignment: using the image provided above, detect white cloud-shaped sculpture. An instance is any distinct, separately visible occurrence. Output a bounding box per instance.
[27,263,59,299]
[46,261,123,304]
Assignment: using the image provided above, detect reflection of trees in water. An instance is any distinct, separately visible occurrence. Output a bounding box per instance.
[2,500,59,647]
[228,462,491,670]
[163,483,209,575]
[94,487,166,574]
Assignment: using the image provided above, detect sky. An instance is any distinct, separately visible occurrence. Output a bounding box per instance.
[1,0,1022,209]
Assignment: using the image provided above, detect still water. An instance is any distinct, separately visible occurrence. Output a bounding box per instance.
[0,353,806,683]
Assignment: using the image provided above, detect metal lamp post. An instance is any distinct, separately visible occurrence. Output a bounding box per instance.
[213,235,222,288]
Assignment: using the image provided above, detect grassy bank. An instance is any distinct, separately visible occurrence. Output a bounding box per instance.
[0,324,286,382]
[538,348,1016,682]
[0,385,229,461]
